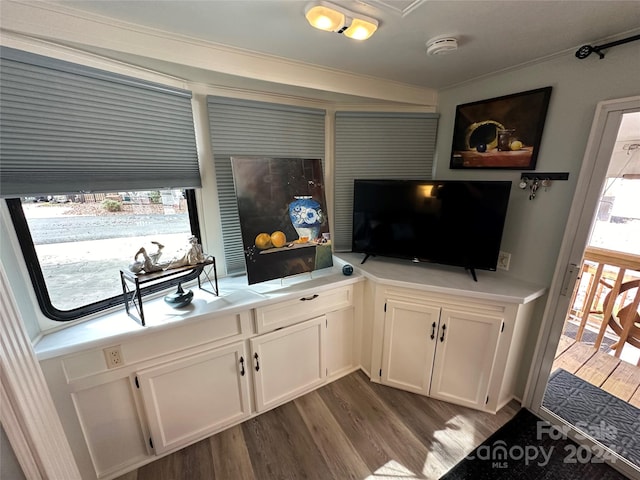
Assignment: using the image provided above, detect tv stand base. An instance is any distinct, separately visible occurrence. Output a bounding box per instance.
[361,253,376,264]
[465,267,478,282]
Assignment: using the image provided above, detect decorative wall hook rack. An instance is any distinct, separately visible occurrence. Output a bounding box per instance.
[575,34,640,60]
[519,172,569,200]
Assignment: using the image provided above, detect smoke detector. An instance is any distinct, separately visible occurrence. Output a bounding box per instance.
[426,36,458,56]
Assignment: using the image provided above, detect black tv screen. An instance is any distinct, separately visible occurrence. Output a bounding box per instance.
[352,179,511,274]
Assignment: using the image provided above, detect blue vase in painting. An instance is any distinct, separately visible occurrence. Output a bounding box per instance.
[288,196,324,241]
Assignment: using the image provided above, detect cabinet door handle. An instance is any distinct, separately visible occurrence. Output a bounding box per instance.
[430,322,436,340]
[239,356,245,376]
[254,352,260,371]
[440,324,447,342]
[300,294,319,301]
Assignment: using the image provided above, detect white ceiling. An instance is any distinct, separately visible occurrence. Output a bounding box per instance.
[51,0,640,90]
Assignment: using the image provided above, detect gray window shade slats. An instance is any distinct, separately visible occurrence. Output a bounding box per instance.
[334,112,439,251]
[207,96,325,274]
[5,65,191,108]
[212,156,245,275]
[0,47,191,97]
[0,47,200,197]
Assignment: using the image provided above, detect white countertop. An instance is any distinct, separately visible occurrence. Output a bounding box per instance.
[34,254,545,360]
[335,253,546,304]
[34,262,363,360]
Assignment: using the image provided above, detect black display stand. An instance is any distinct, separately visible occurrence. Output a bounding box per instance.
[119,257,218,326]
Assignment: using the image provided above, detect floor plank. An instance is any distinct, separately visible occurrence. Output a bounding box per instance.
[629,385,640,408]
[241,400,331,480]
[555,334,576,357]
[135,435,215,480]
[574,350,620,387]
[367,380,461,477]
[363,373,519,478]
[318,372,431,476]
[553,341,598,374]
[209,425,255,480]
[294,390,371,479]
[600,360,640,402]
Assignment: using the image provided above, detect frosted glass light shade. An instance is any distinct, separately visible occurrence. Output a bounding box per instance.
[343,17,378,40]
[305,4,345,32]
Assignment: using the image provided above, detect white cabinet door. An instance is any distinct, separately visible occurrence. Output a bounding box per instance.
[72,377,148,478]
[326,306,355,378]
[136,341,251,455]
[250,316,325,412]
[380,300,441,395]
[429,308,503,409]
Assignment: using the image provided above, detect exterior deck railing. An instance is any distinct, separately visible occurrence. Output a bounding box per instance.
[567,246,640,363]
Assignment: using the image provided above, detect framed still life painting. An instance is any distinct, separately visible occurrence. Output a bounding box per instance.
[450,87,552,170]
[231,157,332,285]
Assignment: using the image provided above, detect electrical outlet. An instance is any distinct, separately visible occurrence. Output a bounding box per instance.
[497,251,511,271]
[104,345,124,369]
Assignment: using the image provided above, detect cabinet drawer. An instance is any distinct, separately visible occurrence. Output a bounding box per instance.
[255,285,353,333]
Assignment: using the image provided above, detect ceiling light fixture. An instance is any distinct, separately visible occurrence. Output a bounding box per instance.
[426,35,458,56]
[305,3,346,33]
[343,17,378,40]
[305,2,379,40]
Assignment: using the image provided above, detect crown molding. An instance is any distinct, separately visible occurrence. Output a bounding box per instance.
[0,0,437,106]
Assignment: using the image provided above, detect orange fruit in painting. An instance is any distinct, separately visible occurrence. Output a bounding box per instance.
[255,233,272,250]
[271,231,287,248]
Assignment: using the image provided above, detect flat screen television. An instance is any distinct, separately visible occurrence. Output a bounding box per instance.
[352,179,512,280]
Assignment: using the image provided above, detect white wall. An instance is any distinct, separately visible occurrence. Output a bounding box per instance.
[434,41,640,394]
[435,42,640,285]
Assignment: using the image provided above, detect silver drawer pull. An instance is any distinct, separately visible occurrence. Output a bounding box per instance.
[300,294,319,301]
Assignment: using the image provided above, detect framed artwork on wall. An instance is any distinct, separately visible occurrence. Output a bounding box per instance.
[231,157,332,285]
[450,86,552,170]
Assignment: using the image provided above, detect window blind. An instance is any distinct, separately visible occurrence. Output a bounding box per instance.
[207,96,325,274]
[0,47,200,197]
[334,111,439,251]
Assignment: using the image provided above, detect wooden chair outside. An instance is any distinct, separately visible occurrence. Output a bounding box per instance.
[600,279,640,357]
[567,246,640,366]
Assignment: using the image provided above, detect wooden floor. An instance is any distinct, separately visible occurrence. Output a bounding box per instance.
[552,334,640,408]
[116,371,519,480]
